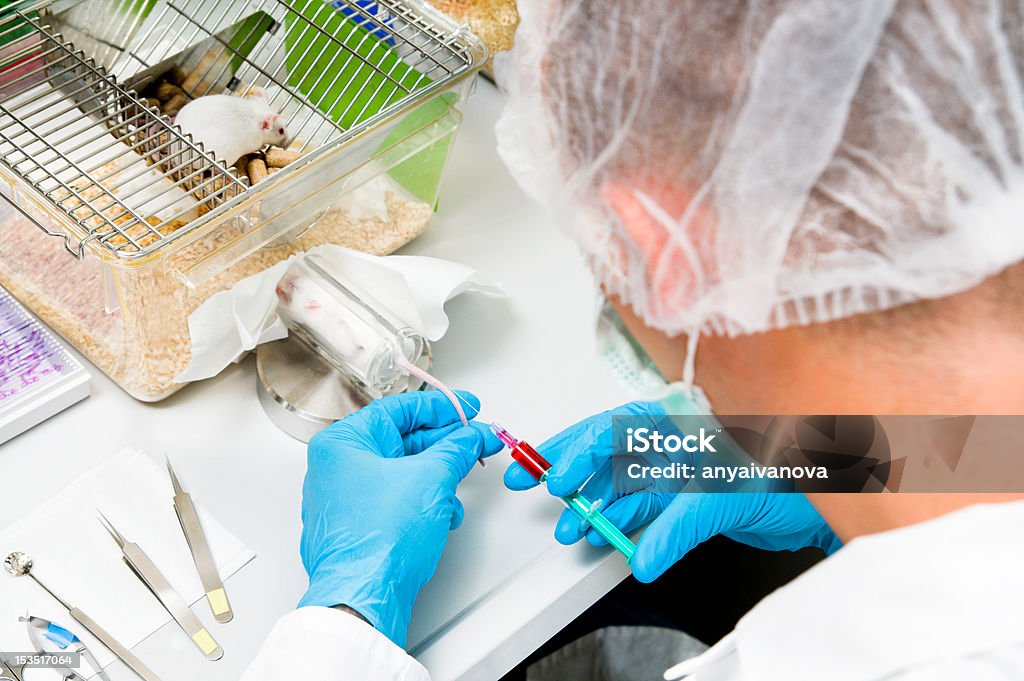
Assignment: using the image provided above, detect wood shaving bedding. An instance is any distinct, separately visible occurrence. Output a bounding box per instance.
[0,189,431,401]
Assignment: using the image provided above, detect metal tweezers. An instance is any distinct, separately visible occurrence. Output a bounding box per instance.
[166,457,233,623]
[97,512,224,661]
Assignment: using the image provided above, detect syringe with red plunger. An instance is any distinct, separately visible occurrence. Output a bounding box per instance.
[491,423,636,562]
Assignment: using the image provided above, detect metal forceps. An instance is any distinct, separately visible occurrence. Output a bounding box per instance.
[96,513,223,661]
[166,457,233,623]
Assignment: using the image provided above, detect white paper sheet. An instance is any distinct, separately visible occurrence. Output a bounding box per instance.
[177,245,503,382]
[0,448,255,672]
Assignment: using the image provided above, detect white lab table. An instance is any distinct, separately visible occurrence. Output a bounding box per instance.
[0,78,632,681]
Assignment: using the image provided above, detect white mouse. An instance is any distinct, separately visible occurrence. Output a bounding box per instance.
[275,272,381,376]
[173,88,290,166]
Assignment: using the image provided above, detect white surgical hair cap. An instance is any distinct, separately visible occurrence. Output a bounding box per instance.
[495,0,1024,339]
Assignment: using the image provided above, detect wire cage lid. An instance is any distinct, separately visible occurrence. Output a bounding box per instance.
[0,0,486,261]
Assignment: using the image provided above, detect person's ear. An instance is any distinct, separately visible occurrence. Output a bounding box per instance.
[599,181,716,324]
[600,182,667,261]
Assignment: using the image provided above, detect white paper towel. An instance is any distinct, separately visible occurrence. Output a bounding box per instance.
[0,448,255,672]
[177,245,503,383]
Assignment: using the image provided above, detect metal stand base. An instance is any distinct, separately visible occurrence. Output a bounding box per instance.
[256,335,373,442]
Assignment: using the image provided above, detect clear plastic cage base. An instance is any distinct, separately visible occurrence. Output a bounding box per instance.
[0,0,485,401]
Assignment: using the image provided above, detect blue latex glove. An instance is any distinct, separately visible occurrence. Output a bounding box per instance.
[504,401,841,582]
[300,390,503,647]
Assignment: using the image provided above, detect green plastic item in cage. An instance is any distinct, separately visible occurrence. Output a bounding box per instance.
[283,0,457,205]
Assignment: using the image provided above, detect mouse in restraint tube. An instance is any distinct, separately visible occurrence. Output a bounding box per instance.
[173,88,291,166]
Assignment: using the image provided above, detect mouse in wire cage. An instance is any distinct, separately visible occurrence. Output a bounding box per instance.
[173,88,292,166]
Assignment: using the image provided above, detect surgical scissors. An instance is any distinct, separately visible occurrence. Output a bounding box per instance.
[1,615,110,681]
[1,651,22,681]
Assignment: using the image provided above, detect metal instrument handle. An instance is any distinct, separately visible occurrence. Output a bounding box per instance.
[173,493,233,623]
[122,544,224,661]
[68,608,164,681]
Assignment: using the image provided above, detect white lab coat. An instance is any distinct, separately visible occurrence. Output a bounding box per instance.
[241,501,1024,681]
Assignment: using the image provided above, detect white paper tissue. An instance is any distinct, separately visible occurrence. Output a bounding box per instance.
[0,448,254,670]
[176,245,502,383]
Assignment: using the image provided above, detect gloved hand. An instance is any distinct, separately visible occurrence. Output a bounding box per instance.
[504,401,841,583]
[300,390,503,647]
